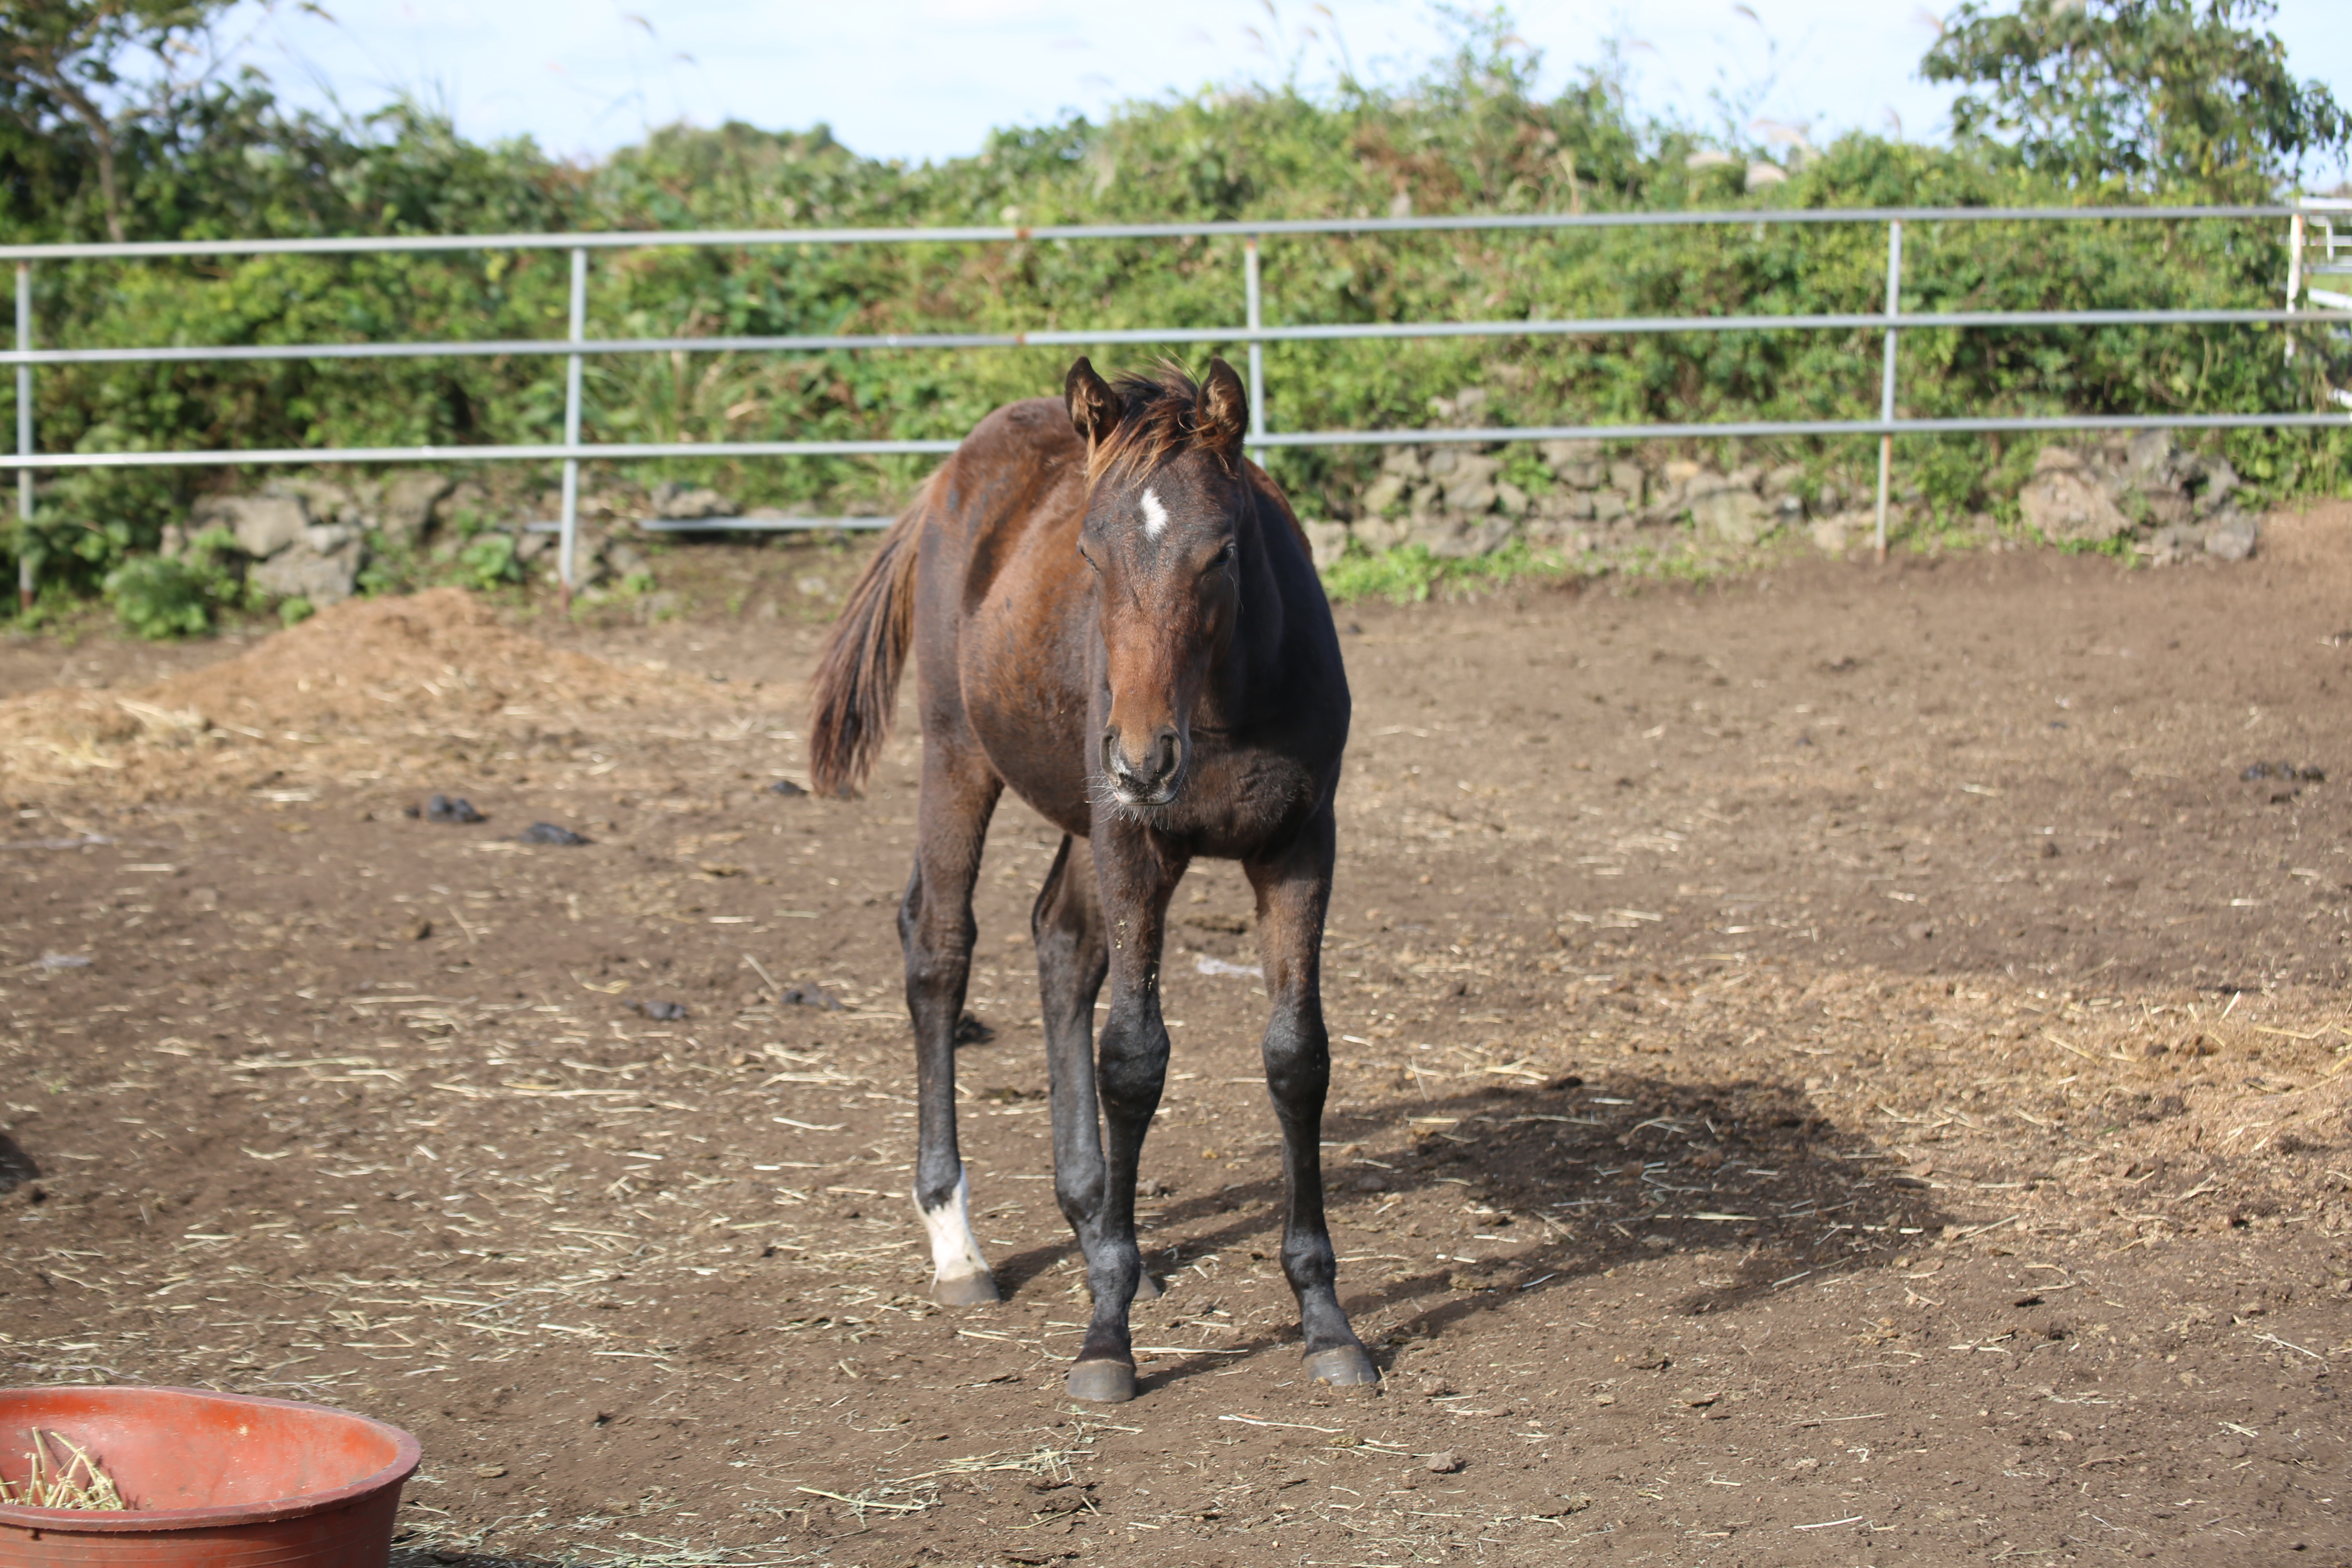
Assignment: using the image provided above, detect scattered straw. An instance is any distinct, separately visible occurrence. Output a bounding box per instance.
[0,1431,129,1510]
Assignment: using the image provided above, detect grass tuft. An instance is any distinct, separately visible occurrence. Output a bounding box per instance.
[1319,540,1577,604]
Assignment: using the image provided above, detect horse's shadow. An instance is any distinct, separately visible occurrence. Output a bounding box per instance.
[981,1065,1956,1395]
[0,1129,38,1196]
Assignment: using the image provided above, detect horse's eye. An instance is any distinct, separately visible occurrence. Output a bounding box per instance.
[1210,541,1236,570]
[1077,546,1098,572]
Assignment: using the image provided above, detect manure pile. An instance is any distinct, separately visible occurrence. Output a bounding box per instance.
[0,590,704,798]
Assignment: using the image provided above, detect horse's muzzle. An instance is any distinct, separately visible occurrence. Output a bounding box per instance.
[1102,724,1186,806]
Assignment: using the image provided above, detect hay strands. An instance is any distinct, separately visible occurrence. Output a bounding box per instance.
[0,1429,130,1510]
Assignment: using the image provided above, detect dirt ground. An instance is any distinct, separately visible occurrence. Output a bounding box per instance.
[4,514,2351,1568]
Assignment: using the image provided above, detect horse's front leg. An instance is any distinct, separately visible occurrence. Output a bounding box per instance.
[1247,806,1378,1386]
[1064,822,1186,1403]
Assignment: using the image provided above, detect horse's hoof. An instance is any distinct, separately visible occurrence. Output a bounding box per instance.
[931,1271,1001,1307]
[1065,1358,1138,1403]
[1305,1345,1381,1387]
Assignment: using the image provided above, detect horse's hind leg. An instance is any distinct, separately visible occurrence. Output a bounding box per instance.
[904,750,1003,1305]
[1247,807,1378,1387]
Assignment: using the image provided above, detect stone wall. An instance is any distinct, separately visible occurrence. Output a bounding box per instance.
[157,472,719,601]
[152,428,2261,609]
[1304,439,1847,570]
[2015,432,2257,564]
[1301,429,2260,569]
[163,483,374,606]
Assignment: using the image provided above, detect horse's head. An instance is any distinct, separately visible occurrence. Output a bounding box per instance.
[1065,356,1251,812]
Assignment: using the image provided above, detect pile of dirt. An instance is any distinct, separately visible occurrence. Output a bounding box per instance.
[0,589,701,797]
[147,588,653,731]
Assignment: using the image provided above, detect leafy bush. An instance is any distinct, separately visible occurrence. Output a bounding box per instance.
[453,532,520,591]
[103,555,213,638]
[104,521,244,635]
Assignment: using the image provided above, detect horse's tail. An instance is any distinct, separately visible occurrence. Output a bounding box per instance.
[808,479,929,797]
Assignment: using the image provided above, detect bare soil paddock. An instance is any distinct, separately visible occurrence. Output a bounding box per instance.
[4,515,2351,1567]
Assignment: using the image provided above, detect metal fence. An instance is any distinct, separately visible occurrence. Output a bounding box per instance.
[4,200,2350,603]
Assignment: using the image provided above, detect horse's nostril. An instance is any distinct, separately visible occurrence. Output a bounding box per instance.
[1102,724,1183,794]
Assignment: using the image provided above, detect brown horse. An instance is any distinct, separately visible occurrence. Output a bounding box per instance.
[807,356,1375,1403]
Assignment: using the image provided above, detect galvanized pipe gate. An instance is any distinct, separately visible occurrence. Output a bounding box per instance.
[4,201,2349,607]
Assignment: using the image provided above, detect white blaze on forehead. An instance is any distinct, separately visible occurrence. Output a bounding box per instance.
[1139,487,1169,539]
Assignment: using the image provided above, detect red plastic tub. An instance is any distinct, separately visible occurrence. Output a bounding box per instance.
[0,1386,421,1568]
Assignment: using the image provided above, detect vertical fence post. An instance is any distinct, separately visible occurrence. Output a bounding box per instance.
[1873,219,1903,564]
[1244,236,1266,465]
[558,246,587,609]
[2285,209,2304,363]
[15,262,32,612]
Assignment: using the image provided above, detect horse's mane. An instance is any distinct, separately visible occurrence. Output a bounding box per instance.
[1084,363,1233,488]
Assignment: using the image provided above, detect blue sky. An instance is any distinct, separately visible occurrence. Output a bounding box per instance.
[216,0,2349,179]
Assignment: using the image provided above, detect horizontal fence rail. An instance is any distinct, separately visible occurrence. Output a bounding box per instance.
[0,203,2309,263]
[5,200,2350,603]
[3,306,2347,369]
[11,412,2351,474]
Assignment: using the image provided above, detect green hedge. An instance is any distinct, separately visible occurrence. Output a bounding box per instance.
[1,18,2345,614]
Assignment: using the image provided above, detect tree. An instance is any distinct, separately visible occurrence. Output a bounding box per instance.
[0,0,233,241]
[1922,0,2350,197]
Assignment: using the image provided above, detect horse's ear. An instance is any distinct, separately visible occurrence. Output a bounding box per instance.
[1065,357,1122,448]
[1194,356,1247,461]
